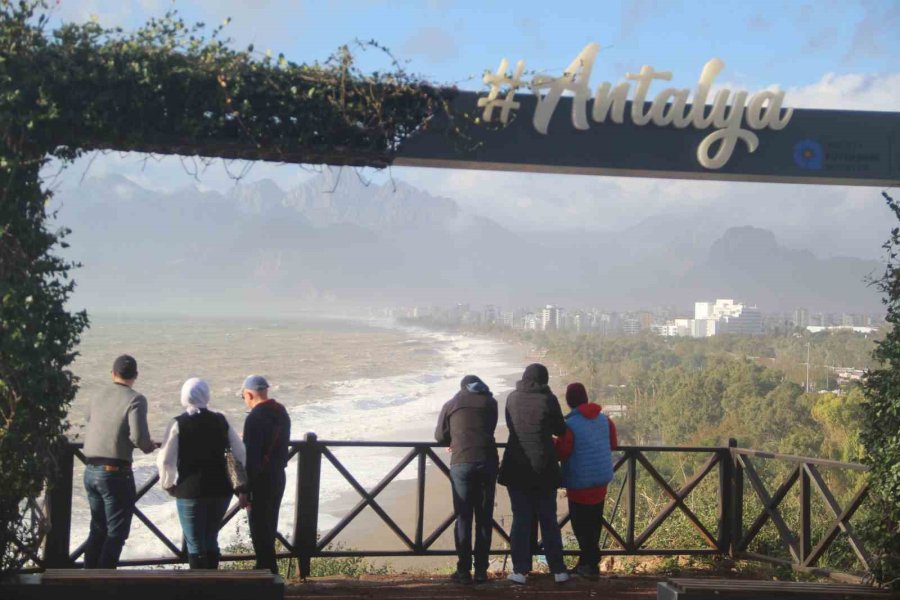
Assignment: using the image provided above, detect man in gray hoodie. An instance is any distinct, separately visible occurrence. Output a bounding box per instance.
[435,375,498,584]
[82,354,155,568]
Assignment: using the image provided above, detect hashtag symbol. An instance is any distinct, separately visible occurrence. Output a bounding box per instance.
[477,58,525,124]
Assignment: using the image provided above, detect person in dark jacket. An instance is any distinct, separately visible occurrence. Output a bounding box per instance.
[435,375,499,584]
[554,383,618,580]
[157,378,246,569]
[239,375,291,574]
[498,363,569,584]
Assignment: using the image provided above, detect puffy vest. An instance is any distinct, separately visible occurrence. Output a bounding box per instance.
[173,410,232,499]
[561,410,614,490]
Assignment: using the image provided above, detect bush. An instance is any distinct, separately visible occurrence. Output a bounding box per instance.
[860,191,900,589]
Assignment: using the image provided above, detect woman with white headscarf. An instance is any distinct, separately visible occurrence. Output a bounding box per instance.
[157,378,246,569]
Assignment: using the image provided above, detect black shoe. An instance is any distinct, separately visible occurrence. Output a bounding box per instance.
[450,570,473,584]
[573,565,599,581]
[206,552,220,570]
[187,553,207,570]
[474,571,489,584]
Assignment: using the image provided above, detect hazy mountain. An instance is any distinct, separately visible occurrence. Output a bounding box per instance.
[50,172,883,315]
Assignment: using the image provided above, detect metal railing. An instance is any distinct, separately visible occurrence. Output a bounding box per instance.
[27,436,872,582]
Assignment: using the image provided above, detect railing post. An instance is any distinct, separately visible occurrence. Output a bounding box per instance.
[799,462,811,564]
[44,441,75,568]
[718,442,734,555]
[730,438,743,557]
[625,449,637,552]
[294,432,321,579]
[414,447,426,552]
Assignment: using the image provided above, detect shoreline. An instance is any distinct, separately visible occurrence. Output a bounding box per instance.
[315,326,565,572]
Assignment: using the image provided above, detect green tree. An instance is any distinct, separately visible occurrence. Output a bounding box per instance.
[860,191,900,588]
[0,2,88,574]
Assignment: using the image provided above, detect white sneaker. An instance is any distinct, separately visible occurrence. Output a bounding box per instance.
[507,572,527,584]
[554,572,570,583]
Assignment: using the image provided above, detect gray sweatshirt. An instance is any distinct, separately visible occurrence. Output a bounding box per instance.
[83,381,155,462]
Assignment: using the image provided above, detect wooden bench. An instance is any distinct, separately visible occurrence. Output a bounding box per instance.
[2,569,284,600]
[658,578,896,599]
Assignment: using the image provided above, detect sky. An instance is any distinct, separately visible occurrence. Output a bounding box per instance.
[44,0,900,259]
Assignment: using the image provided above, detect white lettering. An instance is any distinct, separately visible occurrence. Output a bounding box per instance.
[626,66,672,126]
[531,43,599,134]
[688,59,725,128]
[478,45,793,169]
[650,87,690,126]
[592,81,630,123]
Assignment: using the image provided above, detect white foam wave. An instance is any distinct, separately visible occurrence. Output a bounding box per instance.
[68,320,521,560]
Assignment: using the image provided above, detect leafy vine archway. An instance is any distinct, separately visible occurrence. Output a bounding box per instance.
[0,0,458,574]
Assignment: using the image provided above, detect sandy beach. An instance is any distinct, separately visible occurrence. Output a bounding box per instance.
[317,338,576,573]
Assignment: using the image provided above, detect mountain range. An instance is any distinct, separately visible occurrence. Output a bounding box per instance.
[50,169,884,315]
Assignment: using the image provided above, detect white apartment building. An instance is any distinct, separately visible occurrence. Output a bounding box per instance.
[541,305,560,331]
[656,299,762,338]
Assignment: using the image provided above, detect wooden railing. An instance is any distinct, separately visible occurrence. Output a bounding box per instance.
[25,436,872,582]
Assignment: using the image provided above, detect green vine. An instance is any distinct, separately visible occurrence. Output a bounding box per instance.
[0,0,462,575]
[860,192,900,589]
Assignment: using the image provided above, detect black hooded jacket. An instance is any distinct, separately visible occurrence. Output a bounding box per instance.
[434,375,498,465]
[498,364,566,489]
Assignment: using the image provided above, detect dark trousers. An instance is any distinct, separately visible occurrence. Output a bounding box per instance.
[506,486,565,575]
[449,462,497,574]
[569,500,605,568]
[248,470,286,574]
[83,464,136,569]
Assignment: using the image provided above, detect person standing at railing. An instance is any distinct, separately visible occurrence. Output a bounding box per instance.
[498,363,569,585]
[554,383,617,581]
[156,378,246,569]
[238,375,291,575]
[434,374,499,585]
[81,354,156,569]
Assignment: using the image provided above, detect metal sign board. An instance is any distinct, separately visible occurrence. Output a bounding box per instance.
[396,92,900,187]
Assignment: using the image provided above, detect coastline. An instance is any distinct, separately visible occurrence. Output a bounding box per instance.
[315,324,571,573]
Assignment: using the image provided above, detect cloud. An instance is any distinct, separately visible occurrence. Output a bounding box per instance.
[619,0,664,38]
[402,27,458,64]
[844,0,900,62]
[746,14,772,32]
[782,71,900,111]
[803,26,838,53]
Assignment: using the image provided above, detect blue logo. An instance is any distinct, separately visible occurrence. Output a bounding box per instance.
[793,139,824,170]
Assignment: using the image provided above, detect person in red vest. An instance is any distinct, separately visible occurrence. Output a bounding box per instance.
[555,383,618,580]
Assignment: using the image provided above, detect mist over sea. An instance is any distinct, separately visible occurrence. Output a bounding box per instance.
[65,313,522,561]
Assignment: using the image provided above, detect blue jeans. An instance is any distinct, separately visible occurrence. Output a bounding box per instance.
[83,464,136,569]
[507,486,566,575]
[449,462,497,574]
[176,496,230,556]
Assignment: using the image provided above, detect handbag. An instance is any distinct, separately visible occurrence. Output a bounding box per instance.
[220,413,248,492]
[225,445,248,492]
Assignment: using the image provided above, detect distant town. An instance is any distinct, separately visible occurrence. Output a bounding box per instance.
[387,298,883,338]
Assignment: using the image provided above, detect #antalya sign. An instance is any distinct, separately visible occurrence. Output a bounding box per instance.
[477,43,793,170]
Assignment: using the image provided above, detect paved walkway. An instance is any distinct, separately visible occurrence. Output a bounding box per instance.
[285,574,659,599]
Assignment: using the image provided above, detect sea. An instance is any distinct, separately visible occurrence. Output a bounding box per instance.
[64,313,523,561]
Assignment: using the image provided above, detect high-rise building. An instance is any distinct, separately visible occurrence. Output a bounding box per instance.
[541,305,560,331]
[793,308,809,329]
[622,318,642,335]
